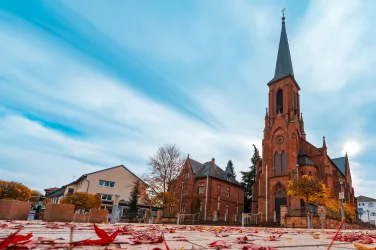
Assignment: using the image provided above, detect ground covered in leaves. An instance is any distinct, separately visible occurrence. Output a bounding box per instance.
[0,220,375,249]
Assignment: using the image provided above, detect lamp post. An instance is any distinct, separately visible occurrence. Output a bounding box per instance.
[338,178,345,230]
[296,164,299,180]
[367,210,370,230]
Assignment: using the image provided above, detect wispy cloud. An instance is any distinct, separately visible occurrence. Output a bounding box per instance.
[0,0,375,198]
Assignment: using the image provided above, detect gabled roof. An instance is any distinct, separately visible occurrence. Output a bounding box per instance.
[332,157,346,176]
[356,196,376,202]
[188,159,242,187]
[46,187,66,198]
[46,164,146,198]
[268,17,295,85]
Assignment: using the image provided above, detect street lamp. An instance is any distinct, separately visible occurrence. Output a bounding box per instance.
[296,164,299,180]
[367,210,370,230]
[338,177,345,230]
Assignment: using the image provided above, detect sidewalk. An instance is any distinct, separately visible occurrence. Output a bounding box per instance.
[0,220,375,249]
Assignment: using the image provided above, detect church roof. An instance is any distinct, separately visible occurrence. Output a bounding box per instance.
[268,16,295,85]
[297,150,316,166]
[332,157,346,176]
[188,158,242,187]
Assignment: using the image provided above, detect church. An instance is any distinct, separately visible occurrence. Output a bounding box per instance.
[251,15,356,221]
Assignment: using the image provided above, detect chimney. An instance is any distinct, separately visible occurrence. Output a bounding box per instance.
[211,158,215,165]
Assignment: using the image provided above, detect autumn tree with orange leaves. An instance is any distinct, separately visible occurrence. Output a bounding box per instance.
[60,192,102,212]
[0,180,32,201]
[287,175,325,211]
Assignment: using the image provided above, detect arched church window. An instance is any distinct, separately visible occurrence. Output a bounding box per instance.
[276,89,283,114]
[277,190,284,198]
[281,151,286,173]
[274,152,279,174]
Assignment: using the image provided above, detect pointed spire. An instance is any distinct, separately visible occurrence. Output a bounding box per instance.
[187,154,190,159]
[268,11,294,85]
[323,136,327,149]
[300,113,304,122]
[265,108,269,117]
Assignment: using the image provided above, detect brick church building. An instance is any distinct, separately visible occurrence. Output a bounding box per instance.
[251,15,356,221]
[169,157,245,221]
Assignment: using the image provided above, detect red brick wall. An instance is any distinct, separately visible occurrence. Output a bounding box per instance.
[169,159,245,220]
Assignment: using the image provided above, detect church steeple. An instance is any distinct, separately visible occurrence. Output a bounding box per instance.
[268,11,294,85]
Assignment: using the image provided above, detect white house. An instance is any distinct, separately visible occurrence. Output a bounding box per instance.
[357,195,376,225]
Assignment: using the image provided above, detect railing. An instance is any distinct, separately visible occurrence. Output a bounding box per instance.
[241,212,263,227]
[177,212,200,225]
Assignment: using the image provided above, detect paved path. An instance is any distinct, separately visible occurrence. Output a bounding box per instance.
[0,220,375,249]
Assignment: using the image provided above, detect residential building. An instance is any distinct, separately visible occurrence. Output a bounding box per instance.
[357,196,376,225]
[44,187,59,196]
[169,156,245,221]
[46,165,151,214]
[251,15,356,221]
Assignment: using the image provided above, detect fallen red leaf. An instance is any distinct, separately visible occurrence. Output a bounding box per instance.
[0,230,32,249]
[242,246,278,250]
[209,240,231,248]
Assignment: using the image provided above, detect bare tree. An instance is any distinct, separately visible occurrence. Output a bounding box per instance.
[143,144,185,196]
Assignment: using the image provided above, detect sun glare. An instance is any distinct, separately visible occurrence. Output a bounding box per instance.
[343,141,360,156]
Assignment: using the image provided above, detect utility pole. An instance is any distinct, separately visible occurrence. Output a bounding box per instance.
[266,164,268,222]
[338,177,345,230]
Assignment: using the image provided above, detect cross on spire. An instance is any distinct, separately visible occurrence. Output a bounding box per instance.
[282,8,286,22]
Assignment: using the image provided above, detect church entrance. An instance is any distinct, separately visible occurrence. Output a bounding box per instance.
[275,190,287,221]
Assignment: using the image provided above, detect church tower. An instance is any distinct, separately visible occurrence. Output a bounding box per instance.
[253,13,306,220]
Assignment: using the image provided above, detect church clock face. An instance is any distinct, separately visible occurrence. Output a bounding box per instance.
[276,135,285,145]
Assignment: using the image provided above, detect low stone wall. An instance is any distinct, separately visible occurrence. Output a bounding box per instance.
[43,204,74,222]
[158,217,177,224]
[283,216,361,229]
[88,209,108,223]
[73,214,88,223]
[0,200,31,220]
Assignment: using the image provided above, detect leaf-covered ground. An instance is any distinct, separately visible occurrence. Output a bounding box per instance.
[0,220,375,249]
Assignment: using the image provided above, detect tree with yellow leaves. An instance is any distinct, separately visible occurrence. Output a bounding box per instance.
[60,192,102,212]
[287,175,325,211]
[0,180,32,201]
[151,192,178,208]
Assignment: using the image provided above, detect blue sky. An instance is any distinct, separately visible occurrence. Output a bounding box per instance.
[0,0,375,197]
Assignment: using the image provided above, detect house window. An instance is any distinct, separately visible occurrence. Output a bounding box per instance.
[198,183,204,194]
[98,193,113,201]
[363,203,365,206]
[309,171,312,176]
[98,180,115,188]
[369,203,374,207]
[67,188,74,195]
[199,201,202,212]
[301,171,304,176]
[181,203,186,213]
[183,183,188,195]
[226,187,230,197]
[184,170,189,179]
